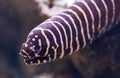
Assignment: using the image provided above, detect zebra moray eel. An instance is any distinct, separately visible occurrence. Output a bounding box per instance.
[19,0,120,65]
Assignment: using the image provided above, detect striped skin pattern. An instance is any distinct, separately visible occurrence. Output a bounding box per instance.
[19,0,120,65]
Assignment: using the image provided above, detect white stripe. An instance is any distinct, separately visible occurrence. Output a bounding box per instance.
[101,0,108,32]
[19,50,27,58]
[26,38,30,43]
[72,4,91,41]
[44,28,59,48]
[115,0,120,24]
[44,28,59,61]
[81,0,95,42]
[91,0,101,32]
[116,13,120,25]
[37,60,40,64]
[50,21,64,59]
[22,49,31,58]
[111,0,116,24]
[37,21,61,60]
[38,39,42,51]
[52,15,74,57]
[107,0,116,30]
[52,46,57,61]
[67,9,86,48]
[48,54,52,62]
[51,21,68,50]
[60,12,79,53]
[41,21,63,59]
[34,28,50,56]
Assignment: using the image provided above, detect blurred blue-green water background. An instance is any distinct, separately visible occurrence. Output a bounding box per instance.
[0,0,120,78]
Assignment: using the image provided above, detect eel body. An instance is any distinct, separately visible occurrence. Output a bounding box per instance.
[20,0,120,65]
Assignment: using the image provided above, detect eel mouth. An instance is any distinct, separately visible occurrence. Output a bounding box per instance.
[19,51,50,65]
[23,56,50,65]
